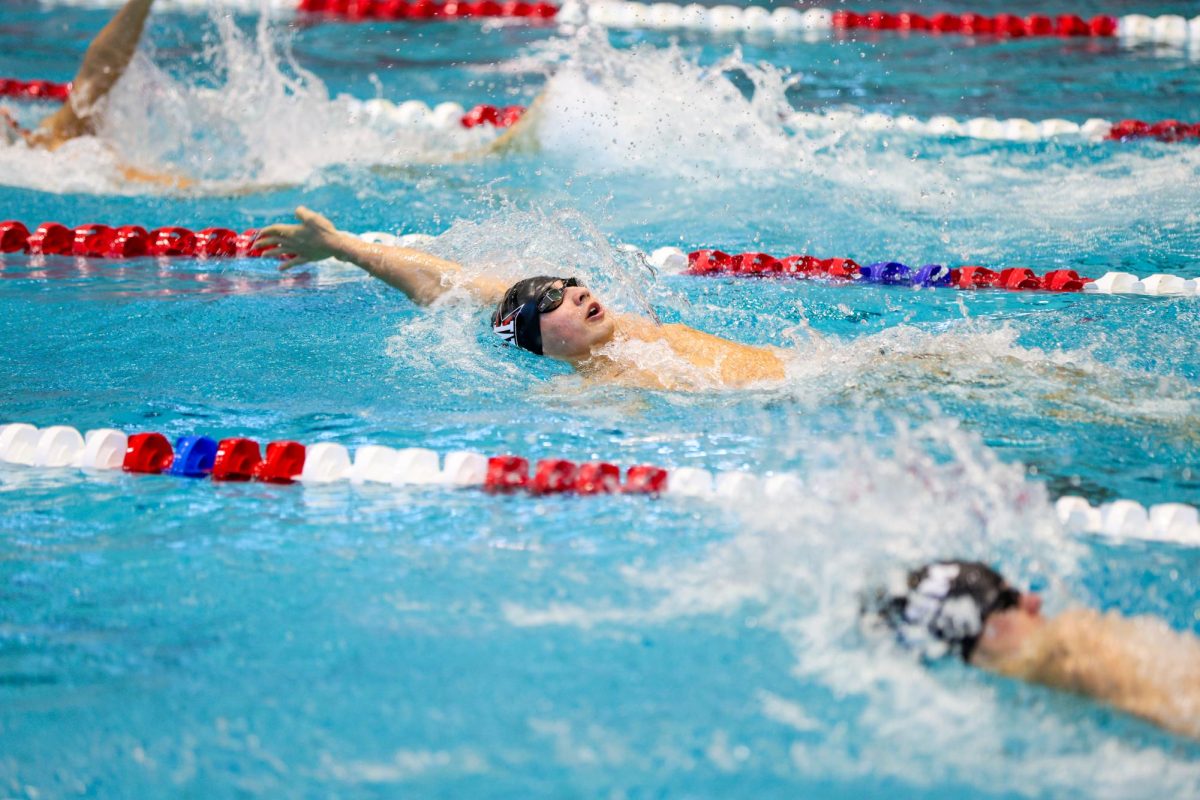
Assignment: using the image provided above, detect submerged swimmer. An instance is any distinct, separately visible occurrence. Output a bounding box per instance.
[1,0,190,187]
[256,207,786,391]
[866,560,1200,741]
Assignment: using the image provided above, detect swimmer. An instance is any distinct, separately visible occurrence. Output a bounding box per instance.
[866,560,1200,740]
[256,207,787,391]
[1,0,189,187]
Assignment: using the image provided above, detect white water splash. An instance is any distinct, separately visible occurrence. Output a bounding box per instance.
[530,27,803,177]
[0,11,478,194]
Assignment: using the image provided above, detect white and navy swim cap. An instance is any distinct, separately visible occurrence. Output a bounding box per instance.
[872,560,1020,661]
[491,276,566,356]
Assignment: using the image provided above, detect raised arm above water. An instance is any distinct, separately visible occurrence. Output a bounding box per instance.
[256,207,510,307]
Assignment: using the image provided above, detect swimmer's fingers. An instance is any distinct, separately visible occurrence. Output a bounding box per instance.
[278,255,315,272]
[294,205,333,231]
[258,243,299,262]
[254,226,298,245]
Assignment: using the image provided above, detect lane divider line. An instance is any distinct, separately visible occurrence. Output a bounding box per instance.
[5,84,1196,147]
[2,422,1196,545]
[641,247,1200,298]
[4,223,1195,300]
[28,0,1200,48]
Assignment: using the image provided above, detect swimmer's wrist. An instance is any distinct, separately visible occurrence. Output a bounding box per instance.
[328,230,367,263]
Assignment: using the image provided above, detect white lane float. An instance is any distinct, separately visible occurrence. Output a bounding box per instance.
[1056,495,1200,545]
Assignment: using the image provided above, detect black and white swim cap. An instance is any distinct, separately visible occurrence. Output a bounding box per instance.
[872,560,1021,661]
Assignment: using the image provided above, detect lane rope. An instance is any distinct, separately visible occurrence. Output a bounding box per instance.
[788,111,1200,145]
[642,247,1200,298]
[1,422,1195,545]
[0,85,523,132]
[3,221,1196,299]
[6,85,1195,147]
[24,0,1200,47]
[32,0,558,19]
[565,4,1199,46]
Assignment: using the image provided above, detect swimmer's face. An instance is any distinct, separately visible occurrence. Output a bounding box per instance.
[539,281,614,361]
[970,592,1043,666]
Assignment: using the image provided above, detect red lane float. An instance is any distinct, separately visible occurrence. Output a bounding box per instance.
[212,438,263,481]
[684,249,1092,293]
[833,11,1117,37]
[460,104,526,129]
[253,441,307,483]
[0,221,269,260]
[297,0,557,19]
[123,433,175,474]
[531,458,578,494]
[0,79,71,101]
[575,461,621,494]
[486,455,530,492]
[1107,119,1200,142]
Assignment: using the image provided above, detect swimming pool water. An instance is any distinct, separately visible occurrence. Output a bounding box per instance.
[2,2,1199,796]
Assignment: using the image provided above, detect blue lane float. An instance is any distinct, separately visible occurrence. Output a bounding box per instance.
[166,435,218,478]
[913,264,953,287]
[861,262,914,285]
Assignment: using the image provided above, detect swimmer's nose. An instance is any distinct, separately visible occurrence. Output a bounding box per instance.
[571,286,590,304]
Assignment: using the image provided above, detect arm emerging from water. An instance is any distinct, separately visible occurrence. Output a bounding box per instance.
[23,0,192,189]
[255,207,509,306]
[974,607,1200,740]
[483,94,545,156]
[30,0,156,149]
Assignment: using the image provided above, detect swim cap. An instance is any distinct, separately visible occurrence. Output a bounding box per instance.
[491,276,569,356]
[870,560,1020,661]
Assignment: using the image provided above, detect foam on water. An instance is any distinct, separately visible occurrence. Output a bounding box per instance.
[504,418,1200,796]
[780,319,1200,426]
[531,28,802,177]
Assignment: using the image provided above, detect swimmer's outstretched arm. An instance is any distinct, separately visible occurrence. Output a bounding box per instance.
[257,207,509,306]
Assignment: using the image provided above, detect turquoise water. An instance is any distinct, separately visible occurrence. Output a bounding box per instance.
[2,3,1200,796]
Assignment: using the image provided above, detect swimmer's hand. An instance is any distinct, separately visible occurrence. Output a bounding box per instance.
[257,206,343,271]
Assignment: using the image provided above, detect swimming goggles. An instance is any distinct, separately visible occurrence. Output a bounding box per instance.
[535,277,581,314]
